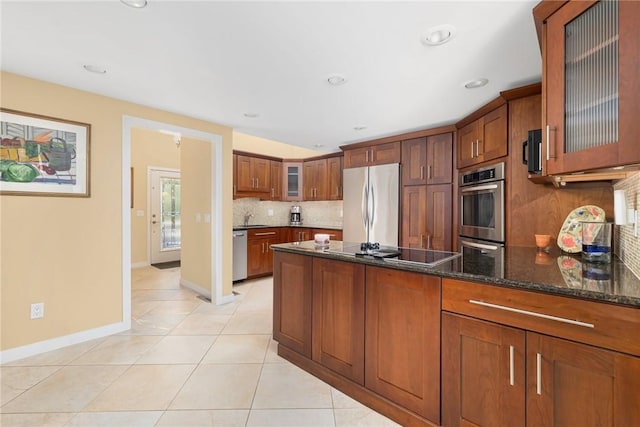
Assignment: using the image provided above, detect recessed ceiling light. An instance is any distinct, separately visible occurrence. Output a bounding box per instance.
[327,74,347,86]
[121,0,147,8]
[422,25,456,46]
[464,78,489,89]
[83,64,107,74]
[353,126,367,131]
[243,113,259,118]
[313,144,324,148]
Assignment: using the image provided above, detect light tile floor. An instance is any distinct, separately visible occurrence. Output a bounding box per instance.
[1,267,400,427]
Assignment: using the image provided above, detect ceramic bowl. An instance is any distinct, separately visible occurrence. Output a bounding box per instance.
[535,234,552,249]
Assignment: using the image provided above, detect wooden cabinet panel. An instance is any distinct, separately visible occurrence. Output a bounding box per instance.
[426,183,452,251]
[426,133,453,184]
[235,154,271,195]
[442,278,640,357]
[236,155,254,192]
[232,154,238,199]
[344,142,400,168]
[480,104,508,163]
[312,258,365,384]
[365,267,441,423]
[401,185,427,248]
[327,156,343,200]
[527,333,640,427]
[442,313,526,427]
[457,105,507,169]
[401,137,427,186]
[303,159,328,200]
[288,227,312,243]
[541,0,640,174]
[247,228,281,278]
[273,252,313,357]
[270,160,282,200]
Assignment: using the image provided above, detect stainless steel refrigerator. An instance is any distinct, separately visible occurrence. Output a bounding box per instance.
[343,163,399,246]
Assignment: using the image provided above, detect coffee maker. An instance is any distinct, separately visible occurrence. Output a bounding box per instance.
[290,205,302,225]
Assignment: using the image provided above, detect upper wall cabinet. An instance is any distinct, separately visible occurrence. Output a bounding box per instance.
[270,160,282,200]
[457,104,508,169]
[343,141,400,169]
[303,158,328,201]
[236,154,271,194]
[326,156,343,200]
[535,0,640,175]
[282,162,303,202]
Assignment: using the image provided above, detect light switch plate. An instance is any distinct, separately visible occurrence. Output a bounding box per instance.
[136,210,144,217]
[267,209,274,216]
[204,213,211,223]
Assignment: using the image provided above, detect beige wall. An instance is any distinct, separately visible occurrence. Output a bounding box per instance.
[0,71,233,352]
[180,137,212,292]
[131,129,181,265]
[233,131,324,158]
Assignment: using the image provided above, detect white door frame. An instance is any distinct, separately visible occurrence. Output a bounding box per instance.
[122,116,229,329]
[148,167,181,264]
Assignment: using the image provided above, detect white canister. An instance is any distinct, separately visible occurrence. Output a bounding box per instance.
[314,233,330,248]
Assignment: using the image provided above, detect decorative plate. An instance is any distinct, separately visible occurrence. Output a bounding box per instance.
[557,205,606,253]
[557,255,582,288]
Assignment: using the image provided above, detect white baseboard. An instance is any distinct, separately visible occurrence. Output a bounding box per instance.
[0,321,129,364]
[131,261,149,269]
[180,278,211,299]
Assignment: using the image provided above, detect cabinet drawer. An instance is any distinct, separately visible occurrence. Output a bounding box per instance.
[247,228,281,240]
[442,278,640,356]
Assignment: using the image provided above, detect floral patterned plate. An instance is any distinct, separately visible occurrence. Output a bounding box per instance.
[557,205,606,253]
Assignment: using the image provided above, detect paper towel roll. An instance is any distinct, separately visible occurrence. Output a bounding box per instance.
[614,189,627,225]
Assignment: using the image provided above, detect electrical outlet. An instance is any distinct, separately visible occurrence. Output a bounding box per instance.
[267,209,274,217]
[30,303,44,319]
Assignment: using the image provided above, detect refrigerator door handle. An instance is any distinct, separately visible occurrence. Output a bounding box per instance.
[369,185,375,228]
[361,184,369,230]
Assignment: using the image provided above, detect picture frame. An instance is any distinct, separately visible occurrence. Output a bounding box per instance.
[0,108,91,197]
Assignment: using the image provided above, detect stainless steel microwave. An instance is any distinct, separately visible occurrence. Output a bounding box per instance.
[459,162,505,243]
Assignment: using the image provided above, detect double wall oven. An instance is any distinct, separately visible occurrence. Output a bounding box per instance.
[458,162,505,277]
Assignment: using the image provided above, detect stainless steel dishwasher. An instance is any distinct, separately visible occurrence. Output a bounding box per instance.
[232,230,247,281]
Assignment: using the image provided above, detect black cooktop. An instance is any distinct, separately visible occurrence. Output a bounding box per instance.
[337,244,461,267]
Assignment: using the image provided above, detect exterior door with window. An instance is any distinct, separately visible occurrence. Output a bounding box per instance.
[150,168,181,264]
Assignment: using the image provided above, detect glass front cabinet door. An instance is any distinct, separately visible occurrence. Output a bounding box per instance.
[283,162,303,201]
[541,0,640,175]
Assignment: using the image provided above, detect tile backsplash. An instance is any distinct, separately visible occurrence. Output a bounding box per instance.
[233,198,343,229]
[613,172,640,278]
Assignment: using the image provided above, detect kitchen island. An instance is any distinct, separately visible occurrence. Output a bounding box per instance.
[271,241,640,427]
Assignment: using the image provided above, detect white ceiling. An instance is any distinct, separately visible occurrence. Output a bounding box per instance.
[1,0,542,153]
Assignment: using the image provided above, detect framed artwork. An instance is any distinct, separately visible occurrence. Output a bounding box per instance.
[0,108,91,197]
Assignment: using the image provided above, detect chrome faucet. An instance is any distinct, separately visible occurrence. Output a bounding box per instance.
[243,212,253,227]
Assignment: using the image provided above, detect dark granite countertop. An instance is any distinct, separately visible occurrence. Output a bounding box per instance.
[271,241,640,308]
[233,224,342,231]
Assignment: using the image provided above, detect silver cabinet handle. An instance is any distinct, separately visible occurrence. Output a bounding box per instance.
[255,232,276,236]
[271,188,274,197]
[420,235,425,248]
[365,150,369,163]
[509,345,515,386]
[470,141,475,158]
[256,178,259,188]
[536,352,542,395]
[477,140,481,157]
[420,166,424,180]
[428,165,432,180]
[426,234,431,249]
[468,300,595,328]
[370,149,375,163]
[460,184,498,192]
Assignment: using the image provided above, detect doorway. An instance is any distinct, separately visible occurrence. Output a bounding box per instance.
[149,168,181,264]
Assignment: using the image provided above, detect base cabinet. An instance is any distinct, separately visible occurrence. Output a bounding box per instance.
[247,228,281,278]
[365,266,441,423]
[312,258,365,384]
[442,313,526,427]
[273,252,313,357]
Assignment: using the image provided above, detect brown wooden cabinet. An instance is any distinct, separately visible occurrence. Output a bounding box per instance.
[269,160,282,200]
[527,333,640,427]
[273,251,313,357]
[303,159,328,200]
[312,258,365,384]
[343,141,400,169]
[401,185,427,249]
[326,156,343,200]
[365,266,441,423]
[442,277,640,427]
[288,227,312,243]
[232,154,238,199]
[402,133,453,186]
[457,104,508,169]
[535,0,640,175]
[442,313,526,427]
[247,228,281,278]
[235,154,271,196]
[426,183,452,251]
